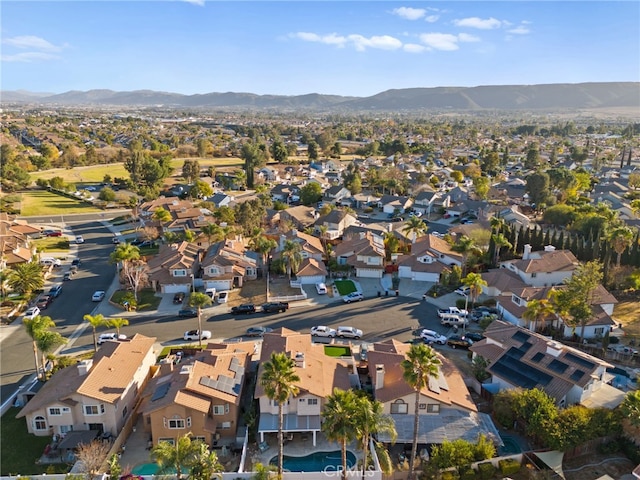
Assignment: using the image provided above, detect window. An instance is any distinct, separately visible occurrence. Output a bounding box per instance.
[122,406,128,418]
[34,416,47,430]
[187,417,192,427]
[60,425,73,434]
[194,436,206,443]
[594,327,604,336]
[168,419,186,429]
[84,404,104,416]
[307,398,318,405]
[426,404,440,414]
[419,403,426,410]
[49,407,62,415]
[531,272,537,278]
[390,400,408,414]
[213,405,225,415]
[221,421,231,429]
[158,438,175,445]
[173,269,187,277]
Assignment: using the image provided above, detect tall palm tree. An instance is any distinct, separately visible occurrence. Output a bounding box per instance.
[522,297,556,332]
[608,225,634,267]
[8,262,44,296]
[188,441,224,480]
[401,344,441,480]
[188,292,212,347]
[462,273,488,310]
[83,313,109,351]
[23,315,56,380]
[451,235,476,276]
[201,223,224,245]
[152,433,198,480]
[281,240,302,279]
[260,352,300,479]
[108,317,129,336]
[383,231,399,260]
[109,242,142,299]
[491,232,512,267]
[35,330,67,378]
[321,388,359,480]
[355,395,397,480]
[402,216,428,244]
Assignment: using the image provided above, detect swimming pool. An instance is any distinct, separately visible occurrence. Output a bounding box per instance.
[270,450,357,472]
[498,434,522,455]
[131,463,176,475]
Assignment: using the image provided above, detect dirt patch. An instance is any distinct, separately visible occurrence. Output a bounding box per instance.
[563,453,634,480]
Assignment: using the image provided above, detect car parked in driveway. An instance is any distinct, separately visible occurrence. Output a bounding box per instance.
[44,230,62,237]
[231,304,256,315]
[98,333,127,345]
[343,292,364,303]
[246,326,273,337]
[92,290,106,302]
[310,326,337,338]
[336,326,363,339]
[173,292,185,304]
[183,330,212,341]
[447,335,473,349]
[178,308,198,318]
[420,329,447,345]
[217,291,229,303]
[462,332,485,343]
[315,283,328,295]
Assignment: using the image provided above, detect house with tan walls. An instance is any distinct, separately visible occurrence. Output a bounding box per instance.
[17,334,156,438]
[147,241,202,294]
[200,239,258,291]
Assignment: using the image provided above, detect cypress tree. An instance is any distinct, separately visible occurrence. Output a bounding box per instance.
[558,231,565,250]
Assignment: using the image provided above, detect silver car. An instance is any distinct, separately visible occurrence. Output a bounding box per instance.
[336,326,363,339]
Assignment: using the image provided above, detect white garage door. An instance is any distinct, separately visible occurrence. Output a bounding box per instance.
[298,275,325,285]
[163,284,190,294]
[205,280,232,291]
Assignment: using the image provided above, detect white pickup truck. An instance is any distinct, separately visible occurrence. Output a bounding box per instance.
[438,306,468,318]
[440,314,469,327]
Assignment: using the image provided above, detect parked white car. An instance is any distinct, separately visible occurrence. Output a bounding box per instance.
[24,306,41,319]
[217,291,229,303]
[454,286,470,296]
[420,329,447,345]
[342,292,364,303]
[92,290,106,302]
[98,333,127,345]
[183,330,212,341]
[336,326,363,339]
[75,235,85,244]
[310,325,336,338]
[315,283,328,295]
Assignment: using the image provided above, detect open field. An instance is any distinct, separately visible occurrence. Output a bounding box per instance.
[615,300,640,343]
[19,190,104,216]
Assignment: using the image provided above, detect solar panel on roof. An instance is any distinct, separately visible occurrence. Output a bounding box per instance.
[151,382,171,401]
[512,331,531,343]
[491,356,553,389]
[531,352,545,363]
[564,352,595,369]
[504,346,524,360]
[519,341,533,353]
[548,359,569,374]
[570,369,585,382]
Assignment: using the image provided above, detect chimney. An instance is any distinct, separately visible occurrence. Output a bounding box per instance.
[375,364,385,390]
[523,244,532,260]
[294,352,305,368]
[544,245,556,252]
[77,359,93,376]
[279,234,286,251]
[388,223,393,232]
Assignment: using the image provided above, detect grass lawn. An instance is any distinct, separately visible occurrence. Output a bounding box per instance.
[0,407,58,475]
[333,279,357,296]
[32,237,70,252]
[110,288,162,311]
[157,345,205,360]
[324,345,352,357]
[615,300,640,343]
[20,190,103,216]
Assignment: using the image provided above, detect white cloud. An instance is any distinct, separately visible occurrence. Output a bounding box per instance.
[3,35,63,52]
[458,33,480,43]
[293,32,402,51]
[392,7,426,20]
[419,33,459,51]
[404,43,428,53]
[292,32,347,47]
[508,26,531,35]
[1,52,60,62]
[424,15,440,23]
[454,17,502,30]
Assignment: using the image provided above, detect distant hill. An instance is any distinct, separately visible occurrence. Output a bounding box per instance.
[2,83,639,112]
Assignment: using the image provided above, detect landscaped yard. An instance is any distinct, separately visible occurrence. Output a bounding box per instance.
[110,288,162,311]
[19,190,103,216]
[324,345,352,357]
[333,279,357,296]
[614,299,640,343]
[0,407,65,475]
[32,237,70,253]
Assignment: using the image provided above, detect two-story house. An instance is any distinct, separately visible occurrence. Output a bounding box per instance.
[397,236,450,282]
[499,245,579,287]
[273,231,327,284]
[278,205,319,230]
[378,195,413,215]
[17,334,156,437]
[470,320,625,409]
[323,185,351,205]
[147,241,202,294]
[141,342,254,446]
[270,184,300,204]
[314,209,358,240]
[200,239,258,291]
[366,339,501,447]
[412,190,444,219]
[333,232,386,278]
[254,328,355,447]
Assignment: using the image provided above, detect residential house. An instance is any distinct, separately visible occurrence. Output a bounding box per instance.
[499,245,579,288]
[492,206,532,230]
[0,214,38,267]
[254,328,355,446]
[323,185,351,204]
[378,195,413,215]
[201,239,258,291]
[470,320,625,409]
[147,241,202,294]
[141,342,254,446]
[295,258,328,285]
[333,231,386,278]
[258,167,280,182]
[367,339,501,446]
[417,234,464,268]
[207,193,232,209]
[273,231,327,284]
[413,190,444,218]
[397,236,450,282]
[314,209,358,240]
[279,205,319,230]
[270,184,300,204]
[17,334,156,437]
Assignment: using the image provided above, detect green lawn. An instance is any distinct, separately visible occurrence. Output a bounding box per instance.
[333,279,357,296]
[110,288,162,311]
[20,190,103,216]
[32,237,70,252]
[324,345,352,357]
[0,407,60,475]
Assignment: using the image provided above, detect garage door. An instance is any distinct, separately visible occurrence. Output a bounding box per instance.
[163,284,190,294]
[205,280,232,291]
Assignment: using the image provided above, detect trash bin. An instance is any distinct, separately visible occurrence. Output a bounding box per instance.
[377,291,381,298]
[395,290,399,297]
[385,290,389,296]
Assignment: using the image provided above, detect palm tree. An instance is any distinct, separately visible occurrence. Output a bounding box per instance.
[402,216,428,244]
[152,433,198,480]
[36,330,67,378]
[491,232,512,267]
[462,273,487,310]
[317,225,329,254]
[260,352,300,479]
[608,225,634,267]
[109,242,141,299]
[250,236,277,297]
[383,231,399,260]
[188,441,224,480]
[23,315,56,379]
[451,235,476,276]
[83,313,109,351]
[355,395,397,480]
[201,223,224,245]
[401,344,442,480]
[108,317,129,336]
[8,262,44,296]
[321,388,359,480]
[522,297,555,332]
[281,240,302,279]
[188,292,212,347]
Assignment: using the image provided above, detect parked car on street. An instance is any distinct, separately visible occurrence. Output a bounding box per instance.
[246,326,273,337]
[24,306,41,319]
[261,302,289,313]
[183,330,212,341]
[336,326,363,339]
[310,326,337,338]
[420,329,447,345]
[63,272,73,281]
[178,308,198,318]
[48,284,63,297]
[462,332,485,343]
[92,290,106,302]
[44,230,62,237]
[36,295,54,310]
[71,258,81,267]
[343,292,364,303]
[173,292,185,304]
[447,335,473,349]
[231,304,256,315]
[75,235,85,244]
[98,333,127,345]
[112,236,120,244]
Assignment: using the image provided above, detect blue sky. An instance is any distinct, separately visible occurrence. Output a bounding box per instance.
[2,1,639,97]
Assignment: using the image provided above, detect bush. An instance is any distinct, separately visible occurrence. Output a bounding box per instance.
[597,439,620,455]
[459,466,476,480]
[477,462,496,480]
[609,336,620,344]
[498,458,521,475]
[620,437,640,464]
[441,471,460,480]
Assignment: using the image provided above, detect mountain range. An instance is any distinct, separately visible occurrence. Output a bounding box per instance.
[2,83,639,112]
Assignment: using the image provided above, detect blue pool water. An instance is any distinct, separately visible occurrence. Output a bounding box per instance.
[131,463,176,475]
[270,450,357,472]
[498,435,522,455]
